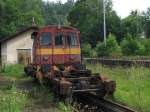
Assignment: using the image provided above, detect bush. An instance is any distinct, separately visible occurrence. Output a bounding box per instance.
[121,35,145,56]
[0,64,24,77]
[96,33,122,57]
[143,39,150,55]
[81,43,97,57]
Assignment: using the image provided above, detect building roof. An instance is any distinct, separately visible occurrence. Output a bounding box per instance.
[0,26,38,43]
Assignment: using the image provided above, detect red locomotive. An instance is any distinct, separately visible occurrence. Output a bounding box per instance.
[24,25,115,100]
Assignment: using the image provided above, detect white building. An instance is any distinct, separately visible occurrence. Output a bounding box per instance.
[0,27,37,65]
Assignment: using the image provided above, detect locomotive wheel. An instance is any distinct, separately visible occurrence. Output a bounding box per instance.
[52,84,73,104]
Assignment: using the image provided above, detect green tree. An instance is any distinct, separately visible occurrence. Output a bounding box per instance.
[68,0,122,47]
[121,35,145,56]
[0,0,44,38]
[143,8,150,38]
[96,33,122,57]
[42,0,74,26]
[81,43,97,57]
[142,39,150,55]
[122,10,145,38]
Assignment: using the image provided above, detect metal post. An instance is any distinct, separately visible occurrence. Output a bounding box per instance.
[103,0,106,46]
[32,17,36,26]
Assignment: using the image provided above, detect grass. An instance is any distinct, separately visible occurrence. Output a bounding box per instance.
[26,85,76,112]
[0,86,27,112]
[2,64,149,112]
[87,64,150,112]
[0,64,75,112]
[0,64,24,78]
[57,102,75,112]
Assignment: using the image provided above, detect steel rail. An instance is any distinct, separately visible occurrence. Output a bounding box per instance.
[74,93,137,112]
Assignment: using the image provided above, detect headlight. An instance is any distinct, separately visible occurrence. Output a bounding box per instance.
[43,56,49,61]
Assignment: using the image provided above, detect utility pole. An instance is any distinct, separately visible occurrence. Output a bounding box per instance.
[103,0,106,46]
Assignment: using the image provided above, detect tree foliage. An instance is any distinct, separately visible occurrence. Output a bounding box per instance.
[96,33,122,57]
[121,10,146,38]
[42,0,74,26]
[0,0,74,38]
[68,0,122,47]
[121,35,145,56]
[143,8,150,38]
[142,39,150,55]
[81,43,97,57]
[0,0,44,38]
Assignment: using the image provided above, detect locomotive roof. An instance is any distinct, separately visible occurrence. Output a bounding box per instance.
[40,25,79,31]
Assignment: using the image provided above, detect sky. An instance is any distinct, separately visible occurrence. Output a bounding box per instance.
[44,0,150,18]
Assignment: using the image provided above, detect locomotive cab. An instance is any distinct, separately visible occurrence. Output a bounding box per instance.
[25,25,116,100]
[32,26,81,66]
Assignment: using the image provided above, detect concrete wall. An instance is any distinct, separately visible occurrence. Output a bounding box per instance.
[1,30,34,64]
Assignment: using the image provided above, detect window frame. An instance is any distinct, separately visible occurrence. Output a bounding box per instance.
[40,32,52,47]
[54,32,65,47]
[66,32,79,47]
[54,32,64,47]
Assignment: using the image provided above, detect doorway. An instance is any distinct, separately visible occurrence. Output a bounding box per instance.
[17,49,31,65]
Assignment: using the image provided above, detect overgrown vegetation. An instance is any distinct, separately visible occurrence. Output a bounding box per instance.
[0,64,24,78]
[0,86,27,112]
[0,75,74,112]
[58,102,75,112]
[88,64,150,112]
[121,35,145,56]
[82,35,150,57]
[96,33,122,57]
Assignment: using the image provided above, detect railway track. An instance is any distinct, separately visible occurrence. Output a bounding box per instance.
[74,93,136,112]
[84,58,150,67]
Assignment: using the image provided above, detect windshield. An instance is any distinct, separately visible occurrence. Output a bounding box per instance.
[40,32,52,46]
[67,32,78,47]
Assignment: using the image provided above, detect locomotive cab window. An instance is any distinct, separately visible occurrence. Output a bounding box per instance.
[40,32,52,46]
[55,32,63,46]
[67,32,78,47]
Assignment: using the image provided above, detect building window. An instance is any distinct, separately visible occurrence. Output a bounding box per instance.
[55,32,63,46]
[67,32,78,47]
[40,32,52,46]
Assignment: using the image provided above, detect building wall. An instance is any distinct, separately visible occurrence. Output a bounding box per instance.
[1,42,7,64]
[1,30,34,64]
